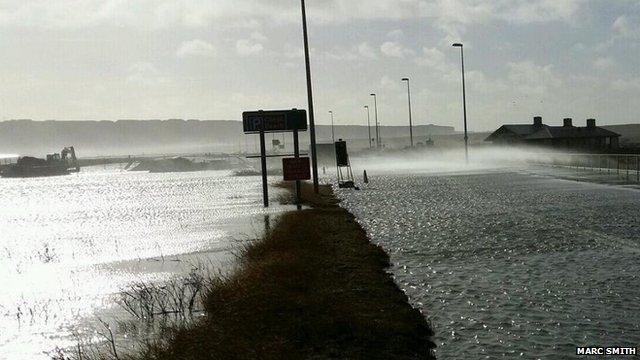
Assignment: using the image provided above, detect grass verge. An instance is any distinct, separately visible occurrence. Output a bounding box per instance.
[120,182,436,359]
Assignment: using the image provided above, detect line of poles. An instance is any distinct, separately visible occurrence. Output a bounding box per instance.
[359,44,468,155]
[300,0,469,193]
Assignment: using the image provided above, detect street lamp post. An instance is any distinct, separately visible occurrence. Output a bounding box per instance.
[452,43,469,164]
[300,0,319,192]
[329,110,335,143]
[401,77,414,148]
[364,105,372,149]
[370,93,379,148]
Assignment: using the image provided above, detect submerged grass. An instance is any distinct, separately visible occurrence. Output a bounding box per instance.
[137,182,435,359]
[59,182,436,359]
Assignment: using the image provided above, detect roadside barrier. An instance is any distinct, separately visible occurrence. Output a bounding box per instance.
[529,153,640,183]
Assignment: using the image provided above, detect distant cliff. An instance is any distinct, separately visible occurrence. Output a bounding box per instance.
[0,119,241,156]
[0,119,455,156]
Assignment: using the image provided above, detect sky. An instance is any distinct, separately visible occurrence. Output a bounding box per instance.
[0,0,639,131]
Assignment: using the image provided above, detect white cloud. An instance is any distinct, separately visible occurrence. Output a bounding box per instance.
[236,39,264,56]
[499,0,583,23]
[422,0,584,43]
[0,0,282,29]
[176,39,215,58]
[322,42,382,61]
[323,47,358,61]
[126,62,168,85]
[507,61,562,95]
[612,15,640,39]
[380,41,414,58]
[0,0,586,30]
[357,42,378,59]
[233,32,268,57]
[379,75,402,92]
[416,47,449,71]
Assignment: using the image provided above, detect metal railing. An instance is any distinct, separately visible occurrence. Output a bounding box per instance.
[530,153,640,183]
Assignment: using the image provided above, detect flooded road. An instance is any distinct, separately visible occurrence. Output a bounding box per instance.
[337,169,640,359]
[0,166,290,359]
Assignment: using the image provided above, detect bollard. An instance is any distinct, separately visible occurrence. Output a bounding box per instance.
[363,170,369,184]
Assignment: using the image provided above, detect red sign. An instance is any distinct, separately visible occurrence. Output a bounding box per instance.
[283,157,311,181]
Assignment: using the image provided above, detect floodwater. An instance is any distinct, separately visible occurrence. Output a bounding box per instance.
[337,168,640,359]
[0,165,290,359]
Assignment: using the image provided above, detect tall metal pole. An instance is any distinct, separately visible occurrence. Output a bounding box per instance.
[453,43,469,164]
[365,105,372,149]
[371,93,379,149]
[259,130,269,207]
[293,129,301,210]
[329,110,335,143]
[402,78,413,147]
[301,0,319,193]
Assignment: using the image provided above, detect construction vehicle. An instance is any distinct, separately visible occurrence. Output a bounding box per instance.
[0,146,80,178]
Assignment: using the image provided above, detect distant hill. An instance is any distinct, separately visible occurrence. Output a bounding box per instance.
[0,120,455,157]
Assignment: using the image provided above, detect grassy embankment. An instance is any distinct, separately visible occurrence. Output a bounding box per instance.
[132,182,436,359]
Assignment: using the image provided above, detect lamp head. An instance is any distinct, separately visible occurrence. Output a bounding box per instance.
[370,93,376,96]
[401,78,409,81]
[452,43,463,47]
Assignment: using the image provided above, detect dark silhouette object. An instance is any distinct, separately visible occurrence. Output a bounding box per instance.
[452,43,469,164]
[242,109,308,208]
[0,146,79,178]
[364,105,372,149]
[300,0,320,194]
[485,116,621,149]
[422,136,435,147]
[329,110,335,143]
[264,215,271,233]
[402,77,414,147]
[335,140,349,167]
[124,155,136,170]
[371,93,380,148]
[335,139,359,189]
[363,170,369,184]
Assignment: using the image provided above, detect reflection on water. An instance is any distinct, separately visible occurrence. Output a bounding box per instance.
[337,170,640,359]
[0,165,289,359]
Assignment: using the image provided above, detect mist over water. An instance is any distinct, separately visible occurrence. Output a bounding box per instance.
[337,149,640,358]
[353,146,569,174]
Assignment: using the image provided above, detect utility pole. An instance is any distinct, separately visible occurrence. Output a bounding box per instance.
[452,43,469,164]
[371,93,379,148]
[329,110,335,143]
[364,105,372,149]
[301,0,319,192]
[402,77,414,147]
